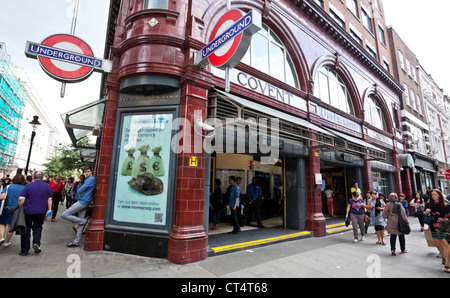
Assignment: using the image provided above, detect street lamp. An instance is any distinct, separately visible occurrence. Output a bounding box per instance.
[24,116,41,175]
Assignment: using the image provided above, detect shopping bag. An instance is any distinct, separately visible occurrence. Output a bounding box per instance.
[424,229,436,247]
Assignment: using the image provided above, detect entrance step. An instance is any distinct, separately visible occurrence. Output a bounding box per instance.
[207,219,353,256]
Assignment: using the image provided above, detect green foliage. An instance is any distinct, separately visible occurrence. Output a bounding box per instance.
[42,138,90,179]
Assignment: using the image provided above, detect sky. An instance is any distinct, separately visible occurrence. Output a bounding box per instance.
[382,0,450,93]
[0,0,449,144]
[0,0,110,143]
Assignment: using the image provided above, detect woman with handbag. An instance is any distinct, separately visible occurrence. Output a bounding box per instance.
[410,192,425,231]
[424,189,450,273]
[383,193,410,256]
[0,174,25,247]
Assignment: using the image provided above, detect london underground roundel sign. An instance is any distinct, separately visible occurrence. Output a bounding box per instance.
[194,9,261,69]
[25,34,111,83]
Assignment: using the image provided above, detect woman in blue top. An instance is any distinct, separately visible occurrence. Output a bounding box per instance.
[0,174,25,247]
[346,191,367,243]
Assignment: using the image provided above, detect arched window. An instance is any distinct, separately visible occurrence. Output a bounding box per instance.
[242,24,299,89]
[364,95,387,131]
[313,66,355,115]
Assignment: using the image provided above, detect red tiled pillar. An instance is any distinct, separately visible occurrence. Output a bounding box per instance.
[401,168,413,213]
[362,159,374,193]
[392,151,402,194]
[306,147,326,237]
[84,79,119,251]
[167,81,210,264]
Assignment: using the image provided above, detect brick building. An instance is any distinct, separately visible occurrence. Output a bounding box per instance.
[387,27,431,199]
[85,0,407,264]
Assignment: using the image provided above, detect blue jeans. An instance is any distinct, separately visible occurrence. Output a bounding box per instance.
[212,210,221,226]
[21,213,46,254]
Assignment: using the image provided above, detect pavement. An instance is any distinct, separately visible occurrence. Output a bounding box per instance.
[0,205,449,279]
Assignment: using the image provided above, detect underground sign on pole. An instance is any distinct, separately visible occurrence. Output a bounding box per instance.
[194,8,261,92]
[25,33,112,96]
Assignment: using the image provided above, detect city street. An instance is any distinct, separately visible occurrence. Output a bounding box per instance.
[0,208,447,279]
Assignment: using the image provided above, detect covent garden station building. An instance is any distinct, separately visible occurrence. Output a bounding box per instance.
[75,0,412,264]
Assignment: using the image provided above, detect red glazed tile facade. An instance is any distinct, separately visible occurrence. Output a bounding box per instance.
[86,0,411,264]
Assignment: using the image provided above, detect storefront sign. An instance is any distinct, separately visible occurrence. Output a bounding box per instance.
[317,106,362,134]
[25,34,111,83]
[112,113,173,226]
[195,9,261,69]
[211,68,307,111]
[119,90,181,108]
[441,169,450,179]
[365,127,394,147]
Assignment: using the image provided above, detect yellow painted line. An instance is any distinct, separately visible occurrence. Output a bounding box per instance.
[211,221,350,253]
[327,226,352,234]
[326,221,352,234]
[211,231,312,253]
[326,222,346,229]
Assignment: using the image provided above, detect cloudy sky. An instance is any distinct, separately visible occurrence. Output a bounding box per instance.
[0,0,449,143]
[0,0,110,142]
[383,0,450,93]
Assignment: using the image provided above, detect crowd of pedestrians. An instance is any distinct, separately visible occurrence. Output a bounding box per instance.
[0,166,96,256]
[344,186,450,274]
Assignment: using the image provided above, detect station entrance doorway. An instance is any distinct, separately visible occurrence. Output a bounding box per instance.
[319,154,364,218]
[208,153,285,235]
[203,90,336,251]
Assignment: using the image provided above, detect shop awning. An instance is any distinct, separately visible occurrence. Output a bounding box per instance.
[61,98,107,164]
[322,128,387,161]
[212,89,336,148]
[398,153,414,168]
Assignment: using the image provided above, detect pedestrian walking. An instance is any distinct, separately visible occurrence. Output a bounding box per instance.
[367,191,386,245]
[64,177,74,209]
[227,176,240,234]
[0,174,25,247]
[17,171,53,256]
[61,166,96,247]
[210,179,222,230]
[399,193,409,217]
[350,182,361,199]
[49,174,63,222]
[324,185,334,218]
[383,193,409,256]
[246,177,264,228]
[346,191,367,243]
[410,192,425,231]
[235,177,244,227]
[363,191,371,233]
[424,189,450,273]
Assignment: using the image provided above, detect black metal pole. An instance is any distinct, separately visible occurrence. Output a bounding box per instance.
[24,130,36,176]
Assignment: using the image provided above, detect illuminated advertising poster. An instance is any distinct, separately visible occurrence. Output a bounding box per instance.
[113,113,172,225]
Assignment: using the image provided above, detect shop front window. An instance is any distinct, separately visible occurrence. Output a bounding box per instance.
[144,0,168,9]
[364,95,387,131]
[313,66,355,115]
[242,24,299,89]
